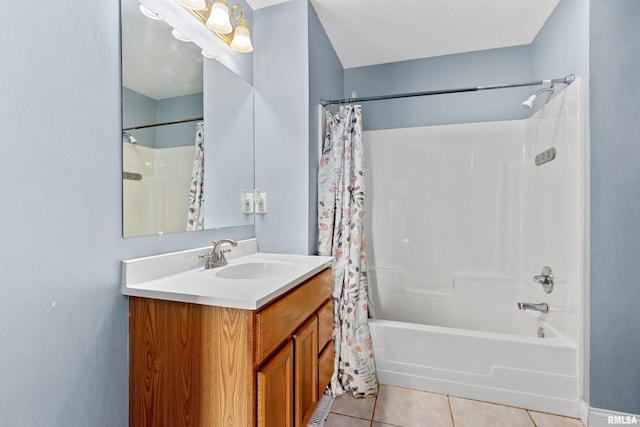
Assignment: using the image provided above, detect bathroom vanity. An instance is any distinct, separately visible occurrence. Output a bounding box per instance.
[122,241,334,426]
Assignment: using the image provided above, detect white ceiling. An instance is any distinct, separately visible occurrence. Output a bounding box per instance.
[122,0,203,100]
[310,0,560,69]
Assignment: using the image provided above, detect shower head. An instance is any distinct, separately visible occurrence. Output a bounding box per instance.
[123,131,138,145]
[521,85,555,110]
[522,95,537,109]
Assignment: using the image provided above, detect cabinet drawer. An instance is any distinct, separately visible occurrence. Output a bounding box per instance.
[318,340,334,396]
[256,269,332,363]
[317,300,333,351]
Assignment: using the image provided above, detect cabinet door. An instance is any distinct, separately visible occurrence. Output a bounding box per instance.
[258,340,294,427]
[294,316,319,427]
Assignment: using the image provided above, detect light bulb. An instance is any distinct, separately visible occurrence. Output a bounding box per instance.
[230,17,253,53]
[207,0,233,33]
[176,0,206,10]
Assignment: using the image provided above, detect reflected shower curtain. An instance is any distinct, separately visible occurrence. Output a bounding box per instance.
[318,105,378,397]
[187,122,204,230]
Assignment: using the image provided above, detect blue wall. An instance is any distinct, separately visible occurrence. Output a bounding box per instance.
[308,4,344,254]
[122,89,203,148]
[122,87,157,147]
[155,92,203,148]
[254,0,311,254]
[0,0,253,425]
[589,0,640,414]
[253,0,344,255]
[530,0,589,82]
[344,46,533,131]
[204,59,255,229]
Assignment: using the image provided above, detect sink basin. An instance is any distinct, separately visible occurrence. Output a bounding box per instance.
[215,262,294,280]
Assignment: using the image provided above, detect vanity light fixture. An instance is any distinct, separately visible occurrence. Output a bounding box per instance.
[206,0,233,33]
[228,7,253,53]
[179,0,253,53]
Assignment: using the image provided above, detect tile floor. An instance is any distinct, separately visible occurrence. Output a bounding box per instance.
[324,384,585,427]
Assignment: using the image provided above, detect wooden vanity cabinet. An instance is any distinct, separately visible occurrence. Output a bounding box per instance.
[129,267,333,427]
[257,341,294,427]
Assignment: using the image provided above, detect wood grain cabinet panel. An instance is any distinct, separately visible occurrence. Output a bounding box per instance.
[129,267,334,427]
[294,316,319,427]
[128,297,255,427]
[256,268,332,363]
[318,340,335,397]
[258,341,294,427]
[317,300,333,350]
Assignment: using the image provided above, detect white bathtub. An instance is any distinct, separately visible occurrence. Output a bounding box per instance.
[369,315,579,417]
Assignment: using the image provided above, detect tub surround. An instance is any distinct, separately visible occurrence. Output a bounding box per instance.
[365,79,585,417]
[121,238,333,309]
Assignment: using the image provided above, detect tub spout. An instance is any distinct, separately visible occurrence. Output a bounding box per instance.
[517,302,549,313]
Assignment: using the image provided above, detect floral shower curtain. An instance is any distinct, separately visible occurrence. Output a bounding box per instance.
[187,122,204,231]
[318,105,378,397]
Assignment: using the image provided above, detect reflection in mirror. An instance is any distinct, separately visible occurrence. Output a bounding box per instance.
[204,59,254,230]
[121,0,255,238]
[122,0,204,237]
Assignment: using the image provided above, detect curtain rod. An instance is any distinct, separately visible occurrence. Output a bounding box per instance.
[320,74,575,107]
[123,116,203,131]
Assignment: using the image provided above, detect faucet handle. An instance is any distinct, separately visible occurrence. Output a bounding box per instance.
[219,248,231,261]
[533,266,554,294]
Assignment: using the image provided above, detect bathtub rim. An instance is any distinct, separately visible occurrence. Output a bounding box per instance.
[368,317,576,349]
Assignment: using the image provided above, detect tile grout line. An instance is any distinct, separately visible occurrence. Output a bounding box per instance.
[447,395,456,427]
[369,393,378,427]
[527,410,539,427]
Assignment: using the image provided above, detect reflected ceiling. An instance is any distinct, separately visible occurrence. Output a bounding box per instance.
[122,0,203,99]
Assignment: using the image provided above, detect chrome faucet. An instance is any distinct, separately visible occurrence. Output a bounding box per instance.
[199,239,238,269]
[533,266,554,293]
[517,302,549,313]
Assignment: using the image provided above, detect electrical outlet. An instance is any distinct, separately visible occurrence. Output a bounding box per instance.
[241,191,254,213]
[255,192,267,214]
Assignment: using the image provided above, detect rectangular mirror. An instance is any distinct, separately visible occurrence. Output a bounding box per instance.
[121,0,254,237]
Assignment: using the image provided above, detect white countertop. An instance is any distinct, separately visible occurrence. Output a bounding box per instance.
[121,240,333,310]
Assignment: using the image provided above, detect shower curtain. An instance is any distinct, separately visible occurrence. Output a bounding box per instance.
[186,122,204,231]
[318,105,378,397]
